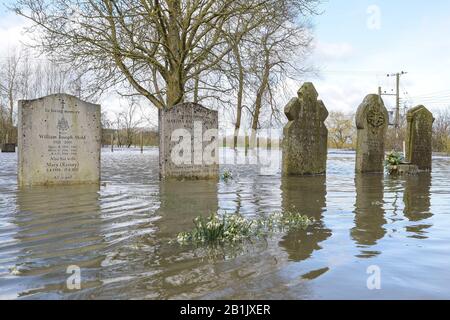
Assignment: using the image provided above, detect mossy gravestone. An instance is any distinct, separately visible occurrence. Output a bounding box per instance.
[355,94,389,173]
[406,105,434,171]
[159,103,219,180]
[18,94,101,186]
[282,82,329,176]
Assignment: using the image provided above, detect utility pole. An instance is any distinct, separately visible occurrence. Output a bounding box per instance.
[378,71,408,126]
[388,71,408,128]
[378,71,408,151]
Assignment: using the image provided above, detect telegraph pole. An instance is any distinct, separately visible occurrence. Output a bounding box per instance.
[378,71,408,127]
[388,71,408,128]
[378,71,408,151]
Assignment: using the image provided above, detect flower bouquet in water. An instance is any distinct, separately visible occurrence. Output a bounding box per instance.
[385,151,405,175]
[385,150,420,176]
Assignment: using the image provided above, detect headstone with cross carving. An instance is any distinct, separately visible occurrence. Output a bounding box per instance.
[406,105,434,171]
[18,94,101,186]
[355,94,389,173]
[282,82,329,176]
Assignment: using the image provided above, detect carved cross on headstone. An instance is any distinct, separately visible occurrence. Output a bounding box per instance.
[355,94,389,173]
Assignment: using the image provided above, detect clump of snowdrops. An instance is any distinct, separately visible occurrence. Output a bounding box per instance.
[175,211,314,246]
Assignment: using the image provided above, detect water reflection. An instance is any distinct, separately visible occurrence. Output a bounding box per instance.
[403,174,433,239]
[352,175,386,258]
[2,149,450,299]
[156,180,218,238]
[8,185,104,298]
[279,175,331,263]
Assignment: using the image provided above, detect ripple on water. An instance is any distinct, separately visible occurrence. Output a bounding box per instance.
[1,148,450,299]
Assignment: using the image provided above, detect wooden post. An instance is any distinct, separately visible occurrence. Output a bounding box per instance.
[245,135,249,156]
[140,131,144,154]
[111,133,114,153]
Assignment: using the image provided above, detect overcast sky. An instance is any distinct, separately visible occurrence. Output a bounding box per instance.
[1,0,449,119]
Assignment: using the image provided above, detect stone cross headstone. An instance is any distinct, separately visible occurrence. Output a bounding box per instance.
[355,94,389,173]
[18,94,101,186]
[282,82,328,176]
[159,102,219,180]
[406,105,434,171]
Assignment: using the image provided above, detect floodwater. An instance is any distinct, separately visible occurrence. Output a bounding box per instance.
[1,148,450,299]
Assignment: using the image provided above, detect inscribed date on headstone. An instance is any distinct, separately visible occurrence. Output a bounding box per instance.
[18,94,101,186]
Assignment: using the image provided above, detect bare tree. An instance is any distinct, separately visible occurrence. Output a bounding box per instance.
[219,0,319,148]
[0,45,89,145]
[247,20,314,145]
[119,99,145,148]
[0,50,22,129]
[13,0,288,109]
[432,109,450,153]
[0,104,9,144]
[326,111,355,149]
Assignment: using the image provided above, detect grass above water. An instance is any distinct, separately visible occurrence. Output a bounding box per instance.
[175,211,314,246]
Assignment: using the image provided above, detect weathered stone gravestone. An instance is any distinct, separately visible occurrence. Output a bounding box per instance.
[159,103,219,180]
[355,94,389,173]
[18,94,101,186]
[282,82,328,176]
[406,105,434,171]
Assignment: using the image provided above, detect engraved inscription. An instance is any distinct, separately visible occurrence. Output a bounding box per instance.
[18,94,101,186]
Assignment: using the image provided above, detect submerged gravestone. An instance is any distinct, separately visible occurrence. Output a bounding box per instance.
[355,94,389,173]
[159,103,219,180]
[282,82,328,176]
[406,105,434,171]
[18,94,101,186]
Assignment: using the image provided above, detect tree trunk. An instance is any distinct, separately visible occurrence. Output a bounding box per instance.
[193,73,199,104]
[166,0,184,109]
[250,56,270,148]
[166,71,184,108]
[8,90,14,128]
[7,89,14,143]
[233,45,244,149]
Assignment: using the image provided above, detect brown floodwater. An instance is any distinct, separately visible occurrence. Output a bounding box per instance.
[1,148,450,299]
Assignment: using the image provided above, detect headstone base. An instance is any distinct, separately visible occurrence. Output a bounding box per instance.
[388,164,419,176]
[1,144,16,153]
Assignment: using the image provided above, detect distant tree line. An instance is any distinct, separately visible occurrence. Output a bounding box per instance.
[101,101,158,148]
[101,128,159,149]
[0,48,83,145]
[0,48,156,147]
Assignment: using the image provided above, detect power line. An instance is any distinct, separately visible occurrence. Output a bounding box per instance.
[408,89,450,99]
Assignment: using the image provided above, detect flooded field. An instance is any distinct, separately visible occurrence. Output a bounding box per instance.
[1,148,450,299]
